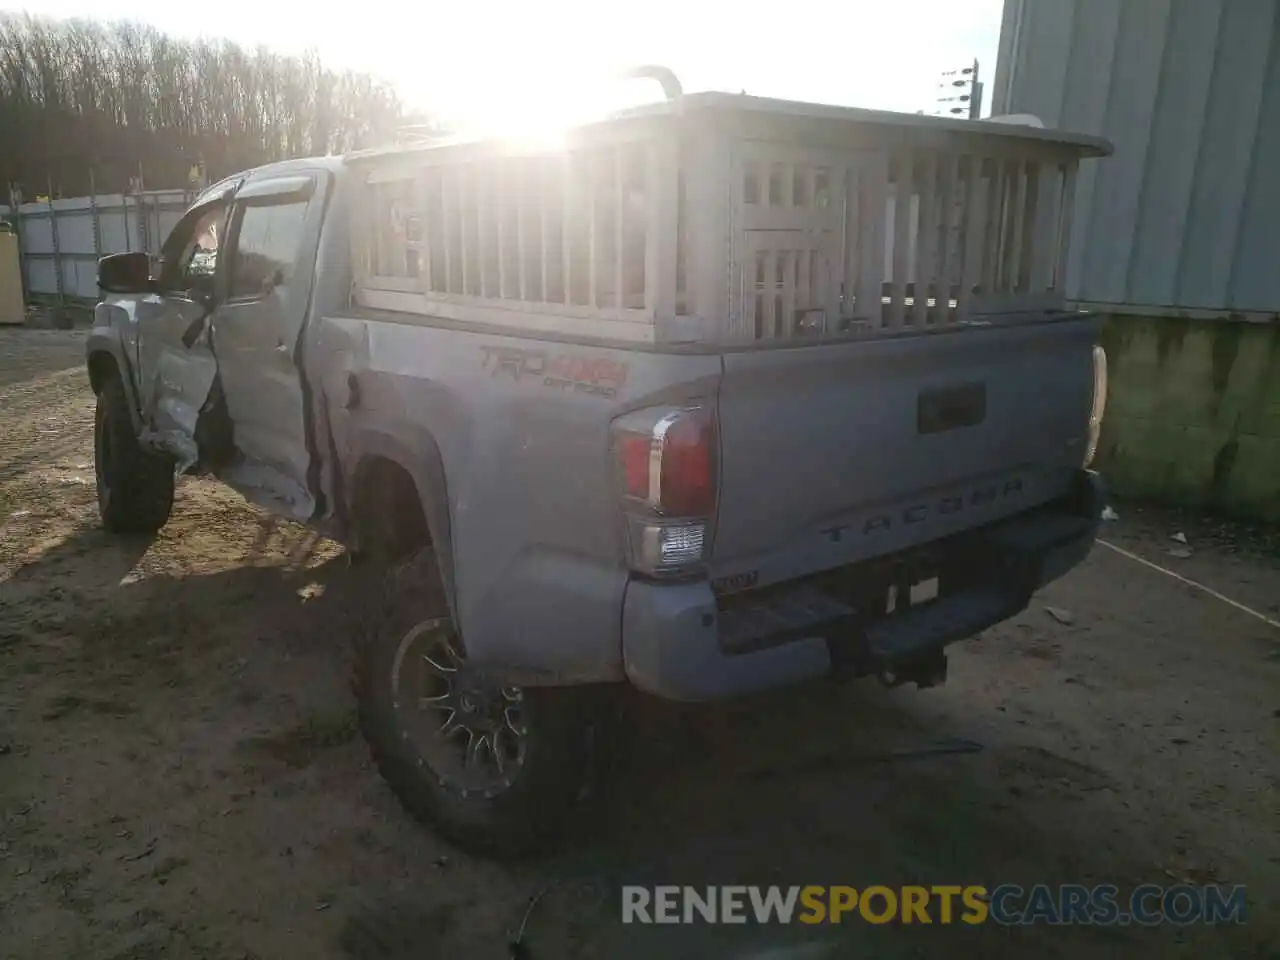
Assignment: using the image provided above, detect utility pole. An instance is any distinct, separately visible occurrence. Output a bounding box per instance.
[933,60,982,120]
[927,61,982,301]
[135,160,150,258]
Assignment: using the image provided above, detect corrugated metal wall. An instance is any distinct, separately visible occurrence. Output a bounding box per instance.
[993,0,1280,313]
[0,192,190,300]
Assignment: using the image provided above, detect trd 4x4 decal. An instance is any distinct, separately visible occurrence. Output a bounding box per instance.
[479,345,629,399]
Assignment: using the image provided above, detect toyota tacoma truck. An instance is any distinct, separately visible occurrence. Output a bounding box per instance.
[85,76,1111,857]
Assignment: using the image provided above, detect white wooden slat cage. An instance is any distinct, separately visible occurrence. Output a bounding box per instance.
[349,80,1110,344]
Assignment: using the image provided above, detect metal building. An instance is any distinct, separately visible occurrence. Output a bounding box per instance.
[993,0,1280,317]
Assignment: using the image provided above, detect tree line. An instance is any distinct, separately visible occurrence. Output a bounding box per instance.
[0,13,409,199]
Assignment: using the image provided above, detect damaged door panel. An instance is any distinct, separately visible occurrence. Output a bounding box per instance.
[135,196,232,471]
[209,173,327,521]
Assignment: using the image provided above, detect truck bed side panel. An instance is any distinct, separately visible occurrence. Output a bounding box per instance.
[313,314,721,683]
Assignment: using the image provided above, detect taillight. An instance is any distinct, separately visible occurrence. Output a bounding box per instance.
[660,413,715,516]
[612,405,717,576]
[618,434,652,500]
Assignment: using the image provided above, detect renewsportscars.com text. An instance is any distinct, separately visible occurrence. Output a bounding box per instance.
[621,884,1247,926]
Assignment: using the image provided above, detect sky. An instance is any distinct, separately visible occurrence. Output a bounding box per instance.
[0,0,1004,133]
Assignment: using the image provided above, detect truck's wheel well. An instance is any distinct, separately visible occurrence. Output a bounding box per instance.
[351,456,431,561]
[87,351,119,395]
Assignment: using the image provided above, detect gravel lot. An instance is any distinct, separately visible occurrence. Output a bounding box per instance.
[0,328,1276,959]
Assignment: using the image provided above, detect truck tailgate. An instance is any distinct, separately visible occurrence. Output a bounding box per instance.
[711,315,1098,586]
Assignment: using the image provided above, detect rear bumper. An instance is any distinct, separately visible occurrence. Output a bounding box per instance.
[621,470,1106,702]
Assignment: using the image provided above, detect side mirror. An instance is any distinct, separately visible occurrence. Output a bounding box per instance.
[98,252,153,294]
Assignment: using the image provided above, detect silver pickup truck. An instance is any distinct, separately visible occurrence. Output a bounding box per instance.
[86,85,1111,856]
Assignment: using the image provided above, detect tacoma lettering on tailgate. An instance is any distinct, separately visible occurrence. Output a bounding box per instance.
[820,478,1026,543]
[479,346,629,398]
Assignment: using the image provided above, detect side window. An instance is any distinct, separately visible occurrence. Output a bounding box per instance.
[159,205,226,294]
[228,200,310,301]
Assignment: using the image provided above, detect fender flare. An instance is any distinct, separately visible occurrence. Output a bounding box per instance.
[86,326,144,436]
[346,426,459,628]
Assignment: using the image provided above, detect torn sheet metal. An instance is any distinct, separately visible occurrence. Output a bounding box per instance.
[219,459,314,522]
[142,345,218,473]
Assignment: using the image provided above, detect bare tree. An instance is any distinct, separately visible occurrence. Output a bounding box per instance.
[0,12,408,197]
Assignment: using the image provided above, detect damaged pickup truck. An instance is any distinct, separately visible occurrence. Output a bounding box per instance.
[86,79,1112,857]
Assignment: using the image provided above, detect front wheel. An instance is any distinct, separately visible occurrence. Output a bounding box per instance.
[94,374,175,534]
[353,550,598,859]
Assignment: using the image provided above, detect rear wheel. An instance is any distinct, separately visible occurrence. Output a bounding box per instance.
[353,550,598,859]
[94,374,175,534]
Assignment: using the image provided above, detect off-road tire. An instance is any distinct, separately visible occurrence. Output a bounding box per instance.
[94,373,175,534]
[352,549,597,859]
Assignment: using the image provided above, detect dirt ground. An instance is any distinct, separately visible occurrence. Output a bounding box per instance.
[0,328,1277,960]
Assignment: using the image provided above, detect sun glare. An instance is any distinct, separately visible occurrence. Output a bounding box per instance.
[443,69,670,144]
